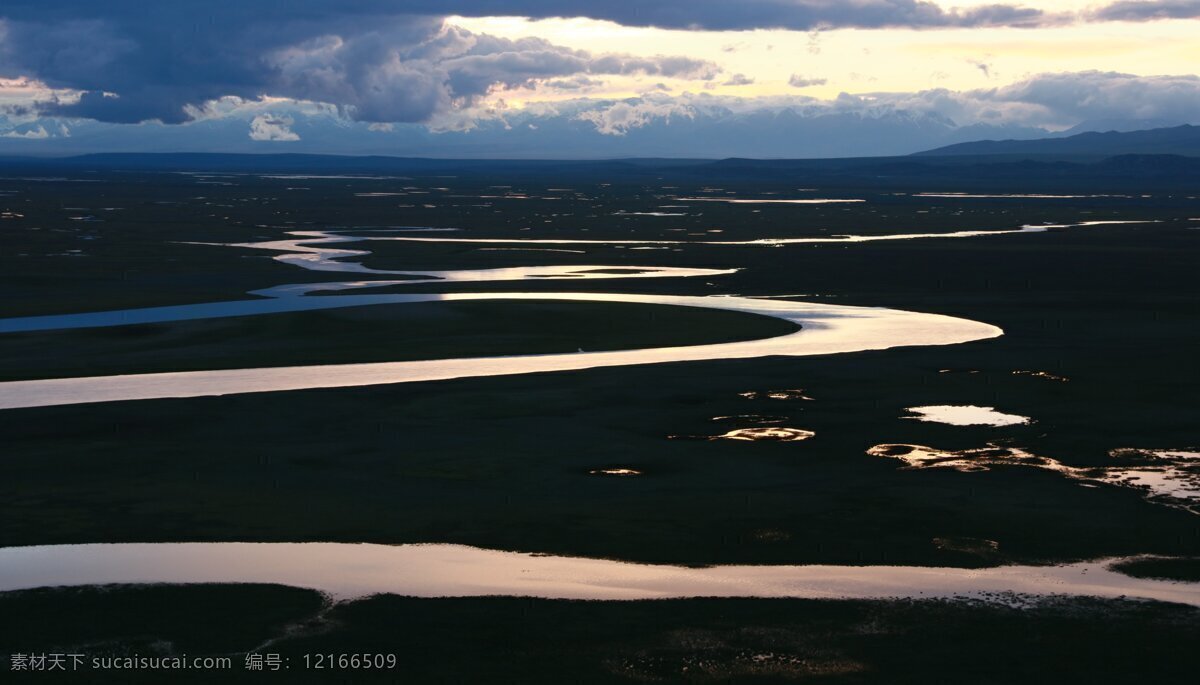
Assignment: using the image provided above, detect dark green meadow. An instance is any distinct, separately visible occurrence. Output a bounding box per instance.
[1,169,1197,682]
[3,584,1198,684]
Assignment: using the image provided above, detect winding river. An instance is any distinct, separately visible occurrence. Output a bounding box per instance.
[3,219,1194,607]
[0,543,1194,605]
[316,220,1155,247]
[0,221,1160,410]
[0,224,1013,409]
[0,291,1000,410]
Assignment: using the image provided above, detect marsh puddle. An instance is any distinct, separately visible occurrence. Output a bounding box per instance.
[1098,450,1200,502]
[739,389,814,401]
[1012,370,1070,382]
[870,444,1200,514]
[867,443,1044,472]
[674,197,865,204]
[1094,467,1200,500]
[903,405,1031,427]
[672,427,815,442]
[0,543,1195,606]
[712,427,816,442]
[588,468,643,477]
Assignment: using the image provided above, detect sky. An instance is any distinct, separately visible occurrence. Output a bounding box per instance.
[1,1,1199,157]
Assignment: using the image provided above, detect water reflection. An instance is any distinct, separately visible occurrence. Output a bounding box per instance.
[365,221,1157,247]
[902,405,1032,427]
[208,230,738,282]
[0,217,1006,409]
[588,468,643,477]
[711,427,816,442]
[870,444,1200,514]
[0,543,1194,605]
[0,293,1001,409]
[739,389,814,401]
[1012,370,1070,382]
[674,197,865,204]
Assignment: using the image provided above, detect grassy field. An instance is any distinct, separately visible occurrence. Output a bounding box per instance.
[3,584,1197,683]
[1,170,1197,681]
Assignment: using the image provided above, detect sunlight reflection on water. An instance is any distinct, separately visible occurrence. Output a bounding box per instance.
[0,543,1194,605]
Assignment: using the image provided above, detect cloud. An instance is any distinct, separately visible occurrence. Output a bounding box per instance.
[806,30,823,55]
[1,123,49,138]
[1087,1,1200,22]
[541,75,606,91]
[574,98,696,135]
[775,71,1200,133]
[789,75,828,88]
[1,2,1197,148]
[973,70,1200,126]
[723,73,755,86]
[563,71,1200,138]
[585,54,718,80]
[446,1,1060,31]
[249,114,300,141]
[969,59,993,78]
[0,75,82,124]
[1,2,1194,132]
[0,9,719,126]
[3,71,1197,158]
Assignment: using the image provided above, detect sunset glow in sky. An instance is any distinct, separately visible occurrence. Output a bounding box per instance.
[1,1,1198,156]
[452,5,1200,105]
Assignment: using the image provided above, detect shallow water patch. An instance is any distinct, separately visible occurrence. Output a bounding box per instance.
[671,427,816,442]
[1012,370,1070,382]
[588,468,643,477]
[903,405,1031,427]
[713,427,816,442]
[870,443,1200,514]
[738,389,814,401]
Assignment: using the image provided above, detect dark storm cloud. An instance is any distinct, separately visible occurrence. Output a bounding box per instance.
[0,3,718,124]
[0,2,1195,127]
[1087,0,1200,21]
[440,0,1055,30]
[0,2,1061,33]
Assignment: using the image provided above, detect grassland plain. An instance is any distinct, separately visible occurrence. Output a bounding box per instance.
[3,584,1199,683]
[1,169,1197,682]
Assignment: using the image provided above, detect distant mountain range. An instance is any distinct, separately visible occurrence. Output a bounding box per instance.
[4,123,1200,191]
[3,150,1198,192]
[915,124,1200,159]
[1,107,1051,160]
